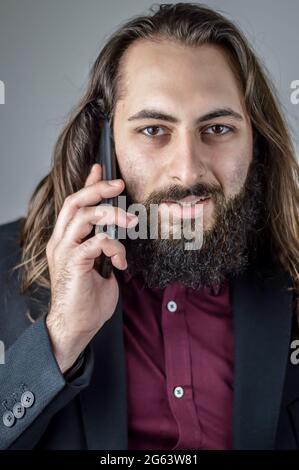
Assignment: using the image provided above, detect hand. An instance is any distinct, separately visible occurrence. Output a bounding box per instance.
[45,163,138,373]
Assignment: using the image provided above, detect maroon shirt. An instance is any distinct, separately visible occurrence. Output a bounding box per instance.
[118,270,234,450]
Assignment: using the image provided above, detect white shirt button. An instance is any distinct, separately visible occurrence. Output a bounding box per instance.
[167,300,177,313]
[173,386,184,398]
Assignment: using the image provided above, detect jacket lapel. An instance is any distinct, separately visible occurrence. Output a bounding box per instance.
[231,260,294,449]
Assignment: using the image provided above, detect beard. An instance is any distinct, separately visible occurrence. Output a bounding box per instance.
[121,156,267,290]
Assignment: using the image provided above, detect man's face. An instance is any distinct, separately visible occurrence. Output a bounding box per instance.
[113,39,253,231]
[111,39,264,289]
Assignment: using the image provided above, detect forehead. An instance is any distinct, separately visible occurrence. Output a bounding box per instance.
[117,39,244,113]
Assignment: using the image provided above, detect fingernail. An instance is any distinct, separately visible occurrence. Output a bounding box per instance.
[90,164,97,173]
[127,214,138,227]
[108,179,122,186]
[127,213,137,220]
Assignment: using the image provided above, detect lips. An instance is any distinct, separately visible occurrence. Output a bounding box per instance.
[158,195,212,220]
[164,195,211,205]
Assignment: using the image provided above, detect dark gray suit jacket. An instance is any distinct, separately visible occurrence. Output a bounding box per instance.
[0,217,298,450]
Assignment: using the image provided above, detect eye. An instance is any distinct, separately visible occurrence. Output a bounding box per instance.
[138,126,166,138]
[202,124,234,136]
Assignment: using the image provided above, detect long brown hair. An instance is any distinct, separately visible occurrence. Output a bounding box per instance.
[12,2,299,317]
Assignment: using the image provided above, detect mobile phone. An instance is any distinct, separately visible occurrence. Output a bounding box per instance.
[94,117,119,278]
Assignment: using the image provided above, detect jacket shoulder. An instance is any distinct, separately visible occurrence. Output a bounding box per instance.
[0,217,51,329]
[0,217,25,267]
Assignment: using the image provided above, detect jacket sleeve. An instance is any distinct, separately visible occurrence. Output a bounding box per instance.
[0,310,94,450]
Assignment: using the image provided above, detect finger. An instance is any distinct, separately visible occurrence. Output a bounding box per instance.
[85,163,102,188]
[64,205,138,244]
[74,233,127,271]
[51,179,125,245]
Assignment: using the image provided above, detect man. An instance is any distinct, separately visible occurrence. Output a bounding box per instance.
[0,3,298,450]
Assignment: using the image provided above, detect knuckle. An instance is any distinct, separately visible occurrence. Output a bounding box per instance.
[96,204,109,216]
[95,232,110,242]
[115,207,125,219]
[97,206,113,223]
[64,218,74,234]
[78,238,94,255]
[76,206,86,218]
[52,246,62,263]
[52,240,66,262]
[93,181,103,195]
[64,194,72,206]
[64,194,77,210]
[116,240,126,256]
[46,239,53,258]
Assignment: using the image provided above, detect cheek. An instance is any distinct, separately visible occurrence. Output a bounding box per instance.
[116,148,152,202]
[228,160,250,193]
[212,154,251,197]
[210,129,253,196]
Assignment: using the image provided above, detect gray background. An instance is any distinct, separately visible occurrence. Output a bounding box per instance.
[0,0,298,225]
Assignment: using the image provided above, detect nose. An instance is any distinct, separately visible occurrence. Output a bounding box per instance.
[167,129,208,186]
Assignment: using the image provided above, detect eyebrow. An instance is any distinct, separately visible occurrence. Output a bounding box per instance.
[128,107,244,124]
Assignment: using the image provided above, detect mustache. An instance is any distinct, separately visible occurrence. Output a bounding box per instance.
[141,181,224,206]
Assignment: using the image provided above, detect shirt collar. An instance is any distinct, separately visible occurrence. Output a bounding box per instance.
[121,268,223,296]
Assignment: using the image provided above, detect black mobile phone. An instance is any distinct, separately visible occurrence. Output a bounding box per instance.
[94,117,119,278]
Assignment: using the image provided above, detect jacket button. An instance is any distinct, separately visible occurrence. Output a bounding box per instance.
[13,402,25,419]
[21,391,35,408]
[3,410,15,427]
